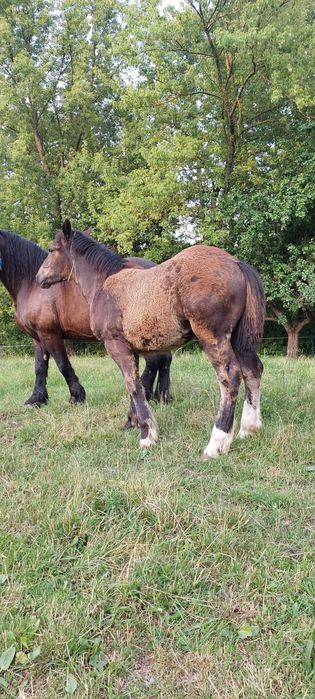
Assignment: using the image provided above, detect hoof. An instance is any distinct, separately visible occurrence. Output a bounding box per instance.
[24,402,44,409]
[238,424,262,439]
[201,449,220,461]
[239,401,262,439]
[124,415,140,430]
[140,436,156,447]
[24,397,48,408]
[69,387,86,404]
[139,416,158,447]
[154,391,170,404]
[203,424,234,459]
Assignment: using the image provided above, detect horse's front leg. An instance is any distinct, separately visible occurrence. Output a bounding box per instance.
[124,355,140,430]
[105,336,158,446]
[24,340,49,406]
[40,334,86,404]
[124,396,140,430]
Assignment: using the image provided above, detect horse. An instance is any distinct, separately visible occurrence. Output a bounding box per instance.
[0,229,172,414]
[36,219,265,458]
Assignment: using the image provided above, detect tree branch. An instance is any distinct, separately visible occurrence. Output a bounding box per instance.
[74,132,83,152]
[296,316,311,332]
[175,89,221,100]
[229,56,258,119]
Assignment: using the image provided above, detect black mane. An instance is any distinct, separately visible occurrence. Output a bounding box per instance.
[0,229,47,293]
[72,230,124,277]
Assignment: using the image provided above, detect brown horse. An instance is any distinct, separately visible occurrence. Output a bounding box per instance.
[37,219,265,458]
[0,229,172,412]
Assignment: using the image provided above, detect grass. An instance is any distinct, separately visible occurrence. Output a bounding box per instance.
[0,352,314,698]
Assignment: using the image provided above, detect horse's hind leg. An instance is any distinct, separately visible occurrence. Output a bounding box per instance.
[25,341,49,406]
[105,336,158,446]
[154,353,172,403]
[41,335,86,404]
[141,353,172,403]
[141,356,159,401]
[236,351,263,438]
[190,323,241,458]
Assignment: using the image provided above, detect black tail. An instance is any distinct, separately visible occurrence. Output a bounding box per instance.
[232,261,265,354]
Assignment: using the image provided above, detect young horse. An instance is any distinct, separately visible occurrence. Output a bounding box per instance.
[37,220,265,458]
[0,229,172,410]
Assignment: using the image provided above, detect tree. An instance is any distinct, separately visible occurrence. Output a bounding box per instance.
[0,0,120,244]
[113,1,314,227]
[225,115,315,357]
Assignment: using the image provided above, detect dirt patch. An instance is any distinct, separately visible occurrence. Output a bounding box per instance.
[0,413,24,428]
[132,652,157,687]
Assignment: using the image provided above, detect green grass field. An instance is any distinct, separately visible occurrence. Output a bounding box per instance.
[0,354,314,698]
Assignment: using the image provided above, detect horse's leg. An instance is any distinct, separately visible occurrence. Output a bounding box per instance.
[140,355,158,401]
[24,341,49,406]
[40,335,86,403]
[190,323,241,458]
[124,397,140,430]
[154,352,172,403]
[124,354,140,430]
[105,337,158,446]
[236,351,263,438]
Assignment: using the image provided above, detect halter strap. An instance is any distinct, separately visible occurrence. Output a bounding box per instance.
[67,259,75,282]
[67,235,77,282]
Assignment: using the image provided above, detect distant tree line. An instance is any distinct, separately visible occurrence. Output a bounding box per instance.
[0,0,314,357]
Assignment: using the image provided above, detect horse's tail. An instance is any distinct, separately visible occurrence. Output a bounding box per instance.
[231,261,265,354]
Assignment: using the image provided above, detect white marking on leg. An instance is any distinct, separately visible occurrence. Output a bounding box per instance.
[140,415,158,447]
[203,423,235,459]
[238,399,262,438]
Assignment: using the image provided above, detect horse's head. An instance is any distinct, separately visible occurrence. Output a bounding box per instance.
[36,219,76,288]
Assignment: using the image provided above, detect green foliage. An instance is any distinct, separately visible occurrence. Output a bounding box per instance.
[0,0,314,352]
[0,645,15,672]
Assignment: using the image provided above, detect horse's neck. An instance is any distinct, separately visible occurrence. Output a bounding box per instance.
[73,255,101,305]
[0,262,33,304]
[0,269,17,303]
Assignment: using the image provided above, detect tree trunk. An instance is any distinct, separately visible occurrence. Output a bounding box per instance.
[267,310,311,359]
[284,317,311,359]
[286,327,299,359]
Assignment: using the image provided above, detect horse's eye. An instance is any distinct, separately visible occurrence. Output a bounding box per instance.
[49,247,60,253]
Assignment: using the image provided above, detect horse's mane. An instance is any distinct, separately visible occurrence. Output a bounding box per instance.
[0,229,47,290]
[72,230,124,277]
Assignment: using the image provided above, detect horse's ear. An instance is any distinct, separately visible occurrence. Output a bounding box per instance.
[83,227,92,237]
[62,219,73,241]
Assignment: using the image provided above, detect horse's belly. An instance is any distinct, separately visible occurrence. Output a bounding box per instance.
[59,315,95,341]
[105,267,190,352]
[122,310,184,353]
